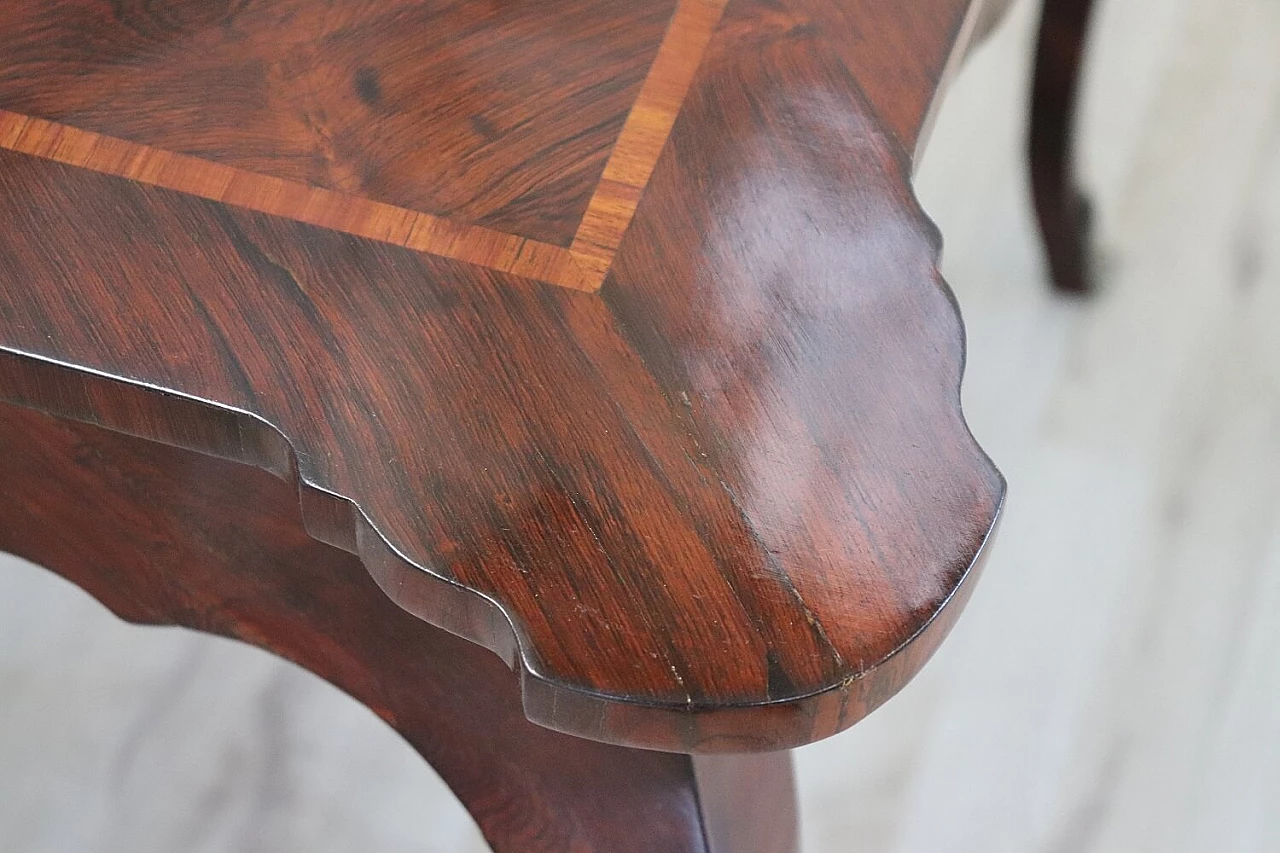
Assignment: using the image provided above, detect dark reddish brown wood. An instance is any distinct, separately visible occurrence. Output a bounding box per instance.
[0,0,1003,759]
[1030,0,1098,294]
[0,0,677,248]
[0,402,798,853]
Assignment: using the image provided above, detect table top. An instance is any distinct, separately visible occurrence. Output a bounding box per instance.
[0,0,1004,752]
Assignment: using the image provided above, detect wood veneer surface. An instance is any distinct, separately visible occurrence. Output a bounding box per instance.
[0,0,1004,752]
[0,0,678,248]
[1,402,803,853]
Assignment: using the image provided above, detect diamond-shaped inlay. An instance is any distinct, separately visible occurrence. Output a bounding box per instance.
[0,0,729,291]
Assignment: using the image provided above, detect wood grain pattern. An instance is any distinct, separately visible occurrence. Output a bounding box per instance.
[571,0,730,282]
[0,402,798,853]
[0,111,593,289]
[0,0,677,248]
[0,0,729,291]
[0,0,1003,753]
[0,109,594,290]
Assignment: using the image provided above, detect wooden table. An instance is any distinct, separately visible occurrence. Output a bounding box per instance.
[0,0,1094,849]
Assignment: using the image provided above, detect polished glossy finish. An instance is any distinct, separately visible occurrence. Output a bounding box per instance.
[0,0,676,249]
[0,0,725,290]
[0,403,798,853]
[0,0,1004,755]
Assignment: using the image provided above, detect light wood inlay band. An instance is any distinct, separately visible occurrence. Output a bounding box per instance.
[0,0,729,292]
[0,110,595,291]
[572,0,730,285]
